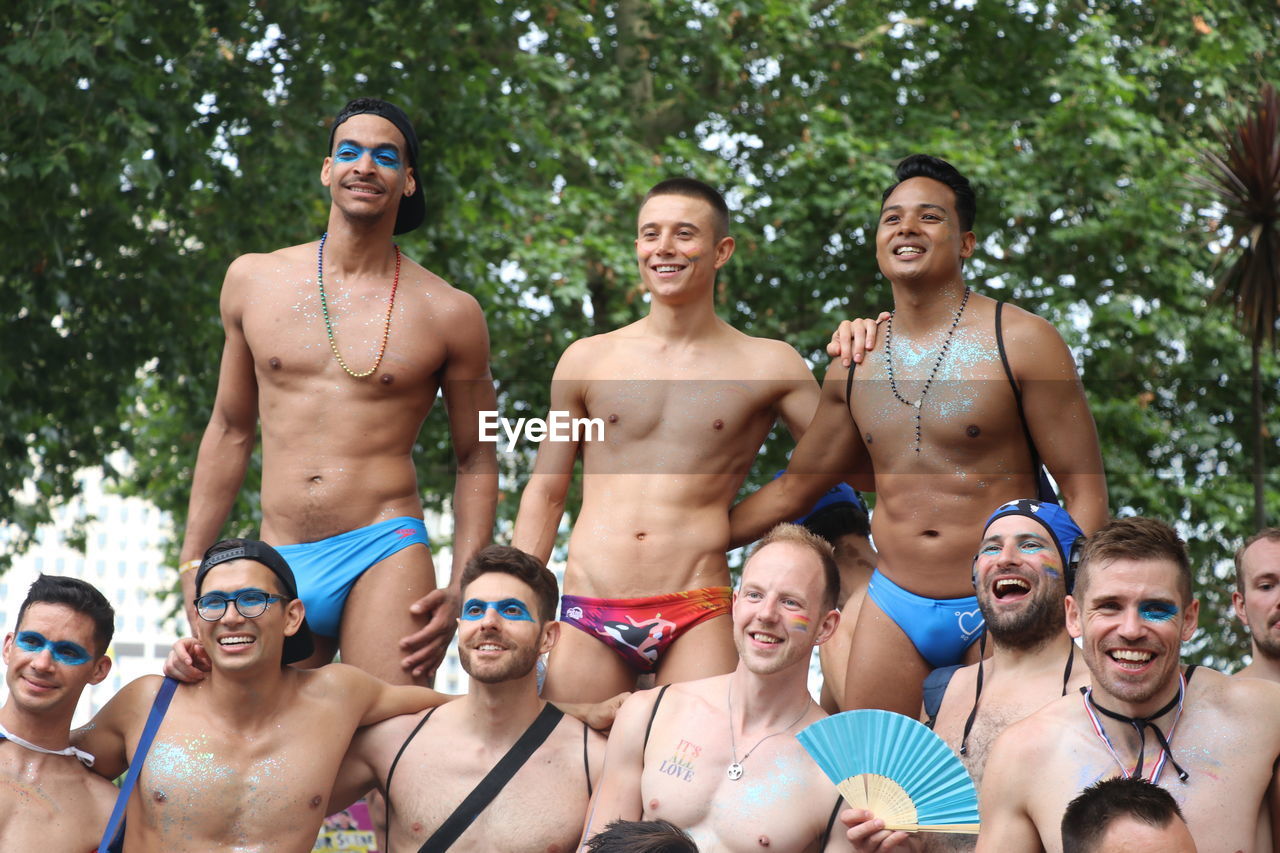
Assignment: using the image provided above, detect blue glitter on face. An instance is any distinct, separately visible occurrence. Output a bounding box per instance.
[333,141,401,169]
[14,631,92,665]
[1138,601,1178,622]
[460,598,534,622]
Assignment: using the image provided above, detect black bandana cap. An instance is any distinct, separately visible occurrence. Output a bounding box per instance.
[328,97,425,235]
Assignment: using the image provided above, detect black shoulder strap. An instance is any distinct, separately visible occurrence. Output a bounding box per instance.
[1185,664,1198,684]
[643,684,671,751]
[821,796,843,846]
[996,301,1058,504]
[385,706,438,833]
[922,664,963,728]
[99,677,178,853]
[419,703,564,853]
[844,357,857,410]
[582,721,593,798]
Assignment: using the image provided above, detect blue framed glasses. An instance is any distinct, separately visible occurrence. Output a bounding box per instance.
[194,588,287,622]
[14,630,93,665]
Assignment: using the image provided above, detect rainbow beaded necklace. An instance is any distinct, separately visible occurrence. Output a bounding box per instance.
[316,232,400,378]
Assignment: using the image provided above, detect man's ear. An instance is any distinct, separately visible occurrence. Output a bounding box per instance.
[88,654,112,686]
[814,608,841,647]
[1065,594,1083,639]
[959,230,976,259]
[404,166,417,198]
[1232,590,1248,628]
[1180,598,1200,643]
[713,235,736,269]
[320,156,333,187]
[283,598,307,638]
[539,621,561,656]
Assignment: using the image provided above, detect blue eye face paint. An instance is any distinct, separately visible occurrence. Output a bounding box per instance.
[334,141,401,169]
[460,598,535,622]
[1138,601,1179,622]
[14,630,93,665]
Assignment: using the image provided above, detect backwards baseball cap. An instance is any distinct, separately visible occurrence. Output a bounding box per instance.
[328,97,425,235]
[195,539,315,666]
[981,499,1085,591]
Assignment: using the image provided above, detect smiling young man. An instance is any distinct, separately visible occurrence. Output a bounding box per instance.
[329,545,604,852]
[1232,528,1280,683]
[586,524,852,852]
[957,518,1280,853]
[730,154,1108,717]
[75,538,455,853]
[514,178,819,702]
[179,96,497,686]
[0,576,115,852]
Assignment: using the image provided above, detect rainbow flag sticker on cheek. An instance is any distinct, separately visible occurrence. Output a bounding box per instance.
[788,615,812,633]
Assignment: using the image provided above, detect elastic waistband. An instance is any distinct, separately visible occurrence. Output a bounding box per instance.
[869,568,978,608]
[561,586,732,608]
[275,516,427,551]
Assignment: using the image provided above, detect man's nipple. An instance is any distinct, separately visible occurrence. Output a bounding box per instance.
[268,357,282,370]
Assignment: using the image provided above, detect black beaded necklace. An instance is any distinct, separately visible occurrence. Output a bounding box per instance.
[884,286,971,452]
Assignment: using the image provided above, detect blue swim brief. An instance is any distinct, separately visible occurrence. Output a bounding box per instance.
[866,568,984,669]
[275,516,430,638]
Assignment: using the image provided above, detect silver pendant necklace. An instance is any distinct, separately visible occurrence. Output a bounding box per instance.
[725,681,810,781]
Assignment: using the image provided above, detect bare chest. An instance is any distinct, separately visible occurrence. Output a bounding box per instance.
[136,731,334,845]
[389,741,589,853]
[241,281,447,396]
[642,733,834,852]
[851,335,1027,469]
[0,757,107,853]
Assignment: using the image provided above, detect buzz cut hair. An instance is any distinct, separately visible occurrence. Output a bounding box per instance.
[1061,777,1187,853]
[1234,527,1280,591]
[1073,517,1193,604]
[747,523,841,613]
[641,177,731,241]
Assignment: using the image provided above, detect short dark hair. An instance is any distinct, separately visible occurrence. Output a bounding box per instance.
[1234,527,1280,590]
[1074,517,1193,604]
[586,819,698,853]
[1061,777,1187,853]
[641,177,730,241]
[803,502,872,544]
[881,154,976,232]
[460,546,559,623]
[748,523,841,613]
[16,574,115,656]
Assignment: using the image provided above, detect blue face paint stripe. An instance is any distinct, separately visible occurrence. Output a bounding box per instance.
[15,630,93,665]
[1138,601,1179,622]
[460,598,535,622]
[333,141,402,169]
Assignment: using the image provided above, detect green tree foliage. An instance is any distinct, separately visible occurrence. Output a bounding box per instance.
[3,0,1278,664]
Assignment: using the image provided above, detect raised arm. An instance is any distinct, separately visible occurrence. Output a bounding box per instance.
[1003,308,1108,533]
[178,257,261,628]
[729,361,872,549]
[512,340,591,563]
[581,689,656,841]
[403,290,498,678]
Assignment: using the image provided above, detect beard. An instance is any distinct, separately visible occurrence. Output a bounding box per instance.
[459,639,540,684]
[1253,619,1280,661]
[981,586,1066,652]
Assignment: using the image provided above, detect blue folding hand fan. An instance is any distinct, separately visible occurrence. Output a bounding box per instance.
[796,709,981,834]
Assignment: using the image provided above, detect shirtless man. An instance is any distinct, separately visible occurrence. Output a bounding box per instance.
[179,96,497,684]
[1232,527,1280,683]
[330,545,605,852]
[796,483,877,713]
[76,539,456,852]
[967,517,1280,853]
[730,154,1108,716]
[920,500,1088,852]
[513,177,819,702]
[0,576,115,852]
[586,524,851,852]
[1061,778,1197,853]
